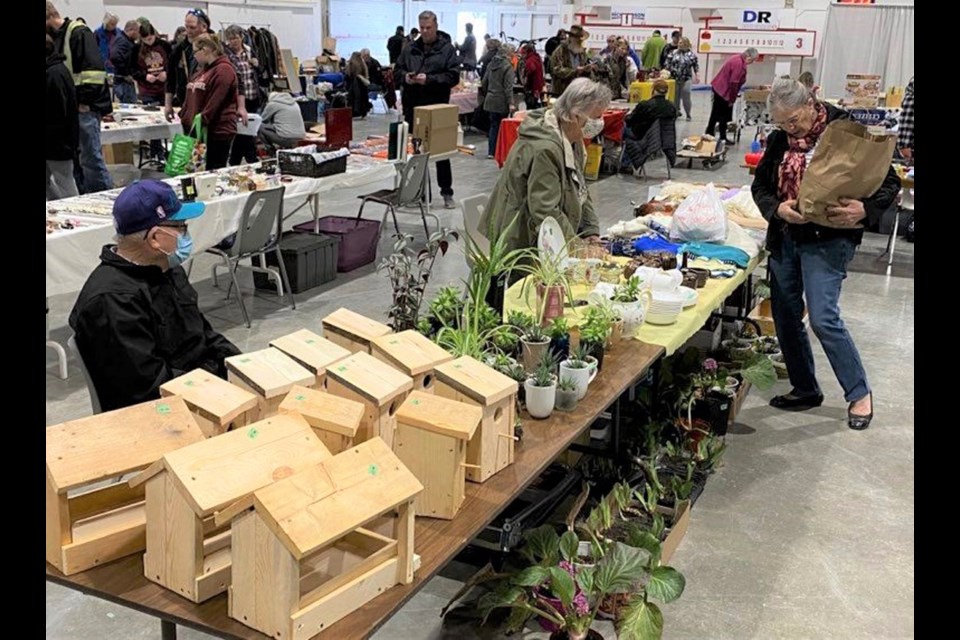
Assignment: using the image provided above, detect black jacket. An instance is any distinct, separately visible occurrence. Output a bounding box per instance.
[626,95,677,139]
[68,247,241,413]
[366,55,385,86]
[752,103,901,253]
[387,34,405,65]
[477,48,496,79]
[47,53,79,161]
[394,34,460,124]
[52,18,112,115]
[167,37,197,107]
[110,31,137,80]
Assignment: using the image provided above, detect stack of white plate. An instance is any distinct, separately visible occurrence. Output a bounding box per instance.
[647,291,685,325]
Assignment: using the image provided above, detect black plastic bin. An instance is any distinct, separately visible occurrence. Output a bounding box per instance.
[253,231,338,294]
[294,216,381,272]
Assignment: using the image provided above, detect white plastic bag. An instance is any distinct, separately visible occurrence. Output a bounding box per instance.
[670,183,728,243]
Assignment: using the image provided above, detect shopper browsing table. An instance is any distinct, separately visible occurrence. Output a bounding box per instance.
[387,26,405,65]
[68,180,241,413]
[94,12,118,75]
[480,78,610,257]
[480,44,516,158]
[259,91,305,150]
[224,24,261,166]
[665,37,700,121]
[518,43,545,109]
[180,35,239,170]
[707,47,757,145]
[549,25,603,97]
[133,21,171,105]
[109,21,140,105]
[751,79,901,430]
[164,8,214,118]
[46,34,79,200]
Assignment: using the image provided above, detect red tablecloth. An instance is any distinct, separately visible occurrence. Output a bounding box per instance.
[494,110,626,167]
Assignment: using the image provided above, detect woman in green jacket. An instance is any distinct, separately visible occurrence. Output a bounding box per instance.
[479,78,611,259]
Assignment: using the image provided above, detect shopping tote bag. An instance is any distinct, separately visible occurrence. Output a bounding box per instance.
[164,115,205,177]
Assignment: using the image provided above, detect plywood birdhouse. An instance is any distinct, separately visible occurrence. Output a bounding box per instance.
[433,356,519,483]
[220,437,423,640]
[225,348,316,420]
[46,398,205,576]
[394,391,482,519]
[129,414,331,603]
[269,329,351,390]
[279,385,364,454]
[321,307,391,354]
[160,369,260,437]
[324,352,413,449]
[371,330,455,393]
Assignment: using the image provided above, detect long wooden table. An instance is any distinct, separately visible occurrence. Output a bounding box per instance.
[47,340,665,640]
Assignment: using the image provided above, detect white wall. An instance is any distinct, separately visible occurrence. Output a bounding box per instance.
[402,0,565,48]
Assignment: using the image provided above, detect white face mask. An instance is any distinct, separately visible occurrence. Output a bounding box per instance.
[582,117,605,139]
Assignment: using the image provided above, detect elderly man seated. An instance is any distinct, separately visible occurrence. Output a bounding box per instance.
[69,180,241,412]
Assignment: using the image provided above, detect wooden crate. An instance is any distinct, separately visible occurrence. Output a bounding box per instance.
[46,398,205,576]
[371,330,454,393]
[394,391,481,519]
[129,414,331,603]
[269,329,351,390]
[225,348,316,420]
[433,357,519,484]
[321,308,391,354]
[279,385,364,454]
[160,369,260,437]
[219,437,423,640]
[324,352,414,450]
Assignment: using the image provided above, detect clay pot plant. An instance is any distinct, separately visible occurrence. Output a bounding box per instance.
[555,377,580,412]
[521,323,551,372]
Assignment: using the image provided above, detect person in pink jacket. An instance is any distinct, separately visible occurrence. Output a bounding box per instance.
[706,47,758,145]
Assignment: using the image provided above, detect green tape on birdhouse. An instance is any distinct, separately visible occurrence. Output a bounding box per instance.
[306,339,315,344]
[184,380,195,386]
[248,428,259,439]
[338,365,348,372]
[240,358,252,363]
[411,399,421,406]
[156,403,171,414]
[295,394,306,401]
[368,463,379,476]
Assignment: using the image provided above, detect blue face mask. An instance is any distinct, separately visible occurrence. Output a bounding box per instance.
[159,228,193,268]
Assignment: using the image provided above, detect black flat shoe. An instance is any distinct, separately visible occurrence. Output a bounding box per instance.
[770,392,824,411]
[848,393,874,431]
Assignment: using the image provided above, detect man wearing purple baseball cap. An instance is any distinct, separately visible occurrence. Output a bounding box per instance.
[69,180,240,412]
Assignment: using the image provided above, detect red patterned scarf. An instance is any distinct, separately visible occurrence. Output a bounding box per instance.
[778,103,828,201]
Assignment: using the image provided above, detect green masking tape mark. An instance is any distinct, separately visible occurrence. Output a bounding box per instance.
[295,394,306,401]
[368,463,379,476]
[184,380,195,387]
[156,403,171,414]
[338,365,348,372]
[411,399,421,406]
[248,428,259,439]
[454,364,463,369]
[306,339,316,344]
[240,358,252,363]
[389,339,400,344]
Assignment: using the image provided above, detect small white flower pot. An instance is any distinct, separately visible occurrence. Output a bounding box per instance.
[559,357,598,400]
[524,377,557,419]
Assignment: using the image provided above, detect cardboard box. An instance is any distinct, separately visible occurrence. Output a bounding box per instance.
[696,139,718,155]
[103,142,135,165]
[844,73,882,108]
[413,104,459,154]
[743,89,770,104]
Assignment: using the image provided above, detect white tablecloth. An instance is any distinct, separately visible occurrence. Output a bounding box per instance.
[450,91,480,115]
[100,122,182,145]
[46,158,397,297]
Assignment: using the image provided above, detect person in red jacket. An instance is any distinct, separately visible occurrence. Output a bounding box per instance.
[519,43,545,109]
[706,47,758,145]
[180,34,238,170]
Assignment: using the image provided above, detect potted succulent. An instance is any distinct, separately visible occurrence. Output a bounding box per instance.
[489,324,521,358]
[579,321,609,371]
[524,351,559,419]
[609,276,652,335]
[559,344,598,400]
[486,351,523,379]
[549,317,571,362]
[752,335,781,356]
[428,285,465,331]
[521,323,551,372]
[555,377,579,412]
[507,310,536,334]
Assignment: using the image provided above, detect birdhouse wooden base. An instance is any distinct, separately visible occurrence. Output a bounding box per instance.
[279,386,364,455]
[371,330,454,395]
[322,308,391,355]
[161,369,260,437]
[46,398,205,576]
[226,349,316,421]
[270,330,351,392]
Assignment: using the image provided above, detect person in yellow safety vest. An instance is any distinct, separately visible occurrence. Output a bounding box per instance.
[46,1,114,194]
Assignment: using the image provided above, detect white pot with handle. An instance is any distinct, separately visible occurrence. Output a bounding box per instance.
[559,357,598,400]
[611,289,653,335]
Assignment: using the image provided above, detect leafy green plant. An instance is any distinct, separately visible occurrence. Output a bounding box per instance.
[415,317,433,337]
[515,237,577,325]
[507,310,536,332]
[567,344,593,369]
[436,326,488,360]
[549,317,570,340]
[612,276,643,303]
[529,350,559,387]
[754,278,771,301]
[428,285,465,328]
[489,325,520,354]
[377,230,459,332]
[558,376,578,392]
[523,322,548,344]
[694,435,727,474]
[669,464,696,503]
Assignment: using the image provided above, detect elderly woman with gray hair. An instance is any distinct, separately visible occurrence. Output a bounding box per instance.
[707,47,758,145]
[751,79,900,430]
[479,78,611,257]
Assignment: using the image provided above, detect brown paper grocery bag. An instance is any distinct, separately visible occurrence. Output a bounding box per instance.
[798,119,895,228]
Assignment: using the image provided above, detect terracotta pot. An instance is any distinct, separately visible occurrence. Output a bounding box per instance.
[521,338,550,371]
[537,284,566,324]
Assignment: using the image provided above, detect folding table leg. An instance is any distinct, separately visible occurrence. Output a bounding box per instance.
[161,620,176,640]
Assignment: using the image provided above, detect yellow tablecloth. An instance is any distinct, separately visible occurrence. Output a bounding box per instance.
[504,256,760,357]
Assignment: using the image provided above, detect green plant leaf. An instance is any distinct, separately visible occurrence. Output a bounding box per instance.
[617,598,664,640]
[560,530,580,563]
[647,566,686,603]
[504,603,534,634]
[548,566,576,609]
[512,566,551,587]
[739,354,776,390]
[625,526,662,566]
[576,565,596,595]
[520,525,560,565]
[594,542,648,595]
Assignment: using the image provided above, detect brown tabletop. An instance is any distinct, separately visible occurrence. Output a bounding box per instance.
[47,340,664,640]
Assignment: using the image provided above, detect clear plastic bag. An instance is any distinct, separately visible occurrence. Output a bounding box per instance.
[670,182,728,243]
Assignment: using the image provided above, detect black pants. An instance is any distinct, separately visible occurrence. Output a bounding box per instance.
[206,137,234,170]
[705,90,734,141]
[230,97,261,165]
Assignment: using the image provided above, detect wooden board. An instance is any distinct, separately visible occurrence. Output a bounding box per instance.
[225,349,316,400]
[279,386,364,438]
[270,330,351,376]
[395,391,481,441]
[251,438,423,559]
[324,352,413,407]
[47,397,205,493]
[161,369,260,431]
[152,414,331,518]
[394,425,463,519]
[370,331,454,377]
[322,309,391,352]
[434,356,518,406]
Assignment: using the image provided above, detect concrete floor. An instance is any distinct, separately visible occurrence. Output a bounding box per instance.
[46,92,914,639]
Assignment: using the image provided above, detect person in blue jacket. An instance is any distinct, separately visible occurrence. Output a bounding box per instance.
[94,12,118,74]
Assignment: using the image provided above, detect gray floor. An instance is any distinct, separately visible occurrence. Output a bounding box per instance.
[46,92,914,639]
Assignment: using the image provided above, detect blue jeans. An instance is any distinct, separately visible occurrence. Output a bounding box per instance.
[113,81,137,105]
[769,233,870,403]
[77,110,113,193]
[488,111,505,157]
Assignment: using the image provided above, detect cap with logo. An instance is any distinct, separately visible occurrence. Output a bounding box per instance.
[112,180,206,236]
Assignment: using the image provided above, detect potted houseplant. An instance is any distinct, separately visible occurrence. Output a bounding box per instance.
[508,310,536,334]
[463,212,538,319]
[489,324,521,358]
[549,317,571,362]
[428,285,465,331]
[560,344,598,400]
[609,276,652,335]
[769,353,789,379]
[525,351,559,419]
[555,377,579,412]
[377,229,459,332]
[579,311,611,371]
[521,323,552,372]
[752,335,781,356]
[516,245,575,326]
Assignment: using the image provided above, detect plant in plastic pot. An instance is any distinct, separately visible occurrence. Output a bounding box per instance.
[752,335,781,356]
[555,376,579,412]
[507,310,536,334]
[428,285,465,329]
[579,319,609,371]
[516,242,575,326]
[525,350,559,419]
[521,323,551,372]
[560,344,599,400]
[549,317,571,362]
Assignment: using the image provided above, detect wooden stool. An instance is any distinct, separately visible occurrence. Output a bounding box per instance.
[371,330,454,393]
[226,348,316,420]
[321,307,391,354]
[160,369,260,437]
[279,385,364,454]
[269,329,351,390]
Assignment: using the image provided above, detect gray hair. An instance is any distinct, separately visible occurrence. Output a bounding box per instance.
[418,10,438,24]
[224,24,244,39]
[361,48,371,56]
[103,12,118,23]
[553,78,613,123]
[768,78,812,113]
[744,47,759,59]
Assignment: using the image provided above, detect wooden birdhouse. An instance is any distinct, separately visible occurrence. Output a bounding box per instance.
[279,385,364,454]
[218,437,423,640]
[226,348,316,420]
[433,356,519,483]
[394,391,482,519]
[160,369,260,437]
[129,414,332,603]
[46,397,205,576]
[321,307,391,354]
[371,330,454,393]
[324,351,413,449]
[269,329,351,390]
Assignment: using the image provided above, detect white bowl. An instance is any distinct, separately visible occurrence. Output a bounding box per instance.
[646,313,680,325]
[652,291,686,305]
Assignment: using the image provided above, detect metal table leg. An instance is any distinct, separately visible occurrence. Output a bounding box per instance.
[161,620,177,640]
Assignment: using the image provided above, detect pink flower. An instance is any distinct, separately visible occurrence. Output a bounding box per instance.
[559,560,577,577]
[703,358,718,372]
[573,592,590,616]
